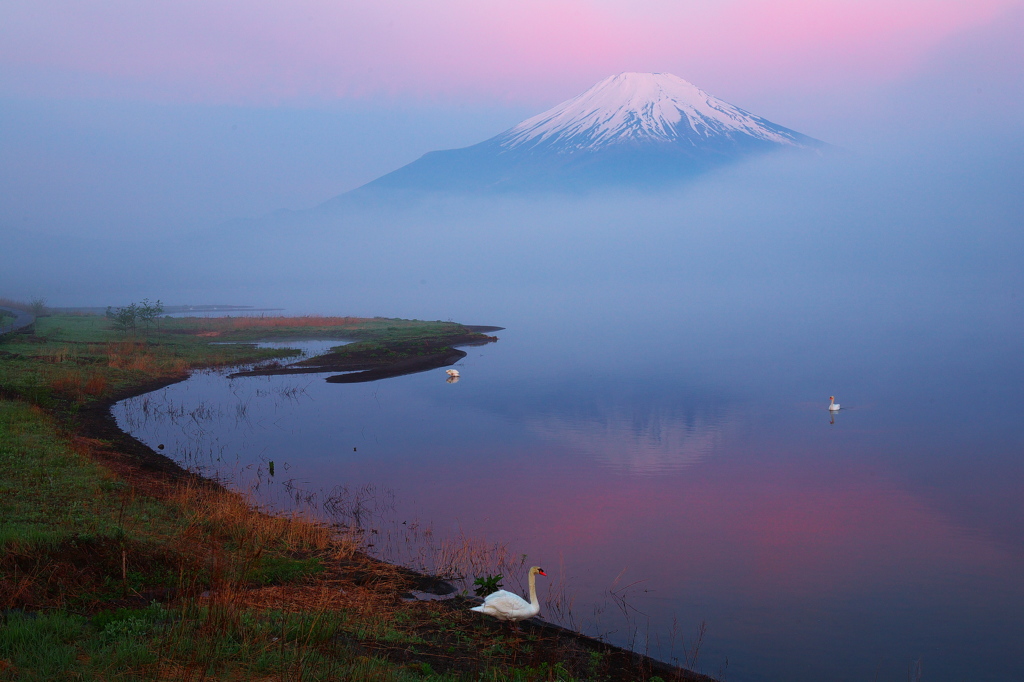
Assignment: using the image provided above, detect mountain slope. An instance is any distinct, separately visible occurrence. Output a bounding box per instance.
[352,73,826,195]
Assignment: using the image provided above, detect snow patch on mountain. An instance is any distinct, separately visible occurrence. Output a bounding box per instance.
[498,72,807,153]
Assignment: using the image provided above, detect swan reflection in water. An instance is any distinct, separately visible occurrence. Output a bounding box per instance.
[446,375,460,384]
[829,396,842,424]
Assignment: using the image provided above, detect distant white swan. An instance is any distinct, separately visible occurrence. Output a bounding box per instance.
[829,396,841,412]
[470,566,546,622]
[446,369,460,377]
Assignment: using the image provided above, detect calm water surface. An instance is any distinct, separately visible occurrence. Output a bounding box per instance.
[114,286,1024,682]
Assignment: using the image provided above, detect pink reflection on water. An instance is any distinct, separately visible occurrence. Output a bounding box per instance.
[384,443,1015,611]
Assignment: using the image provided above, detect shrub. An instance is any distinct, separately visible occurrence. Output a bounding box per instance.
[106,299,165,333]
[137,299,164,330]
[106,304,139,334]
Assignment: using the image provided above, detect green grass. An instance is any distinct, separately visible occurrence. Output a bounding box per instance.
[0,607,458,681]
[0,315,299,411]
[0,399,275,610]
[0,314,486,412]
[248,554,325,585]
[0,602,619,681]
[0,400,177,555]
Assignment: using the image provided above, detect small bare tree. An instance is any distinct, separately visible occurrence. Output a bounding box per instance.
[137,298,164,330]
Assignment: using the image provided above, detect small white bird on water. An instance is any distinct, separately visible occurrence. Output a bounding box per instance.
[829,396,841,412]
[470,566,546,622]
[446,369,460,377]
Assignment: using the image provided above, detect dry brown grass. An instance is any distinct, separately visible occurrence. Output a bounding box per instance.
[106,341,154,371]
[225,584,348,613]
[83,374,108,396]
[0,297,31,313]
[171,481,337,557]
[47,370,109,402]
[42,346,74,364]
[433,532,527,588]
[35,340,188,402]
[193,316,368,333]
[105,341,189,374]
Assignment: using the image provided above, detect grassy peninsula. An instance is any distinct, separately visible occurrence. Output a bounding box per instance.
[0,309,706,681]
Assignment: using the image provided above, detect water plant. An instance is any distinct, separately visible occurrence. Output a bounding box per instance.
[473,573,504,597]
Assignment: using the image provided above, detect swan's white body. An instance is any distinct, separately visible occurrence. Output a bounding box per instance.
[446,369,460,377]
[470,567,545,622]
[829,396,841,412]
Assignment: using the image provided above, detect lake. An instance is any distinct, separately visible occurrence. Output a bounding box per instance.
[108,148,1024,682]
[113,268,1024,681]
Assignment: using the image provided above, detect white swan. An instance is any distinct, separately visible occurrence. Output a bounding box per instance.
[470,566,546,622]
[446,369,460,377]
[829,396,841,412]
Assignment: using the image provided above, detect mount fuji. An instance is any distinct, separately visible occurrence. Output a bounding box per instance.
[348,72,827,195]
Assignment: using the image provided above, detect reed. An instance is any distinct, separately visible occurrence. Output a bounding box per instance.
[217,315,367,330]
[0,297,32,313]
[171,479,336,558]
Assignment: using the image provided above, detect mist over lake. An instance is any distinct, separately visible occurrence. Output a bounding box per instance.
[92,144,1024,680]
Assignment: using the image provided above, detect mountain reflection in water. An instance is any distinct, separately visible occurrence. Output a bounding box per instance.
[523,398,731,475]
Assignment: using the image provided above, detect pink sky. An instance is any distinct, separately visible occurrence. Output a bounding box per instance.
[1,0,1019,105]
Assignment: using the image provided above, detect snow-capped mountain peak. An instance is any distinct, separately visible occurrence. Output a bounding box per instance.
[348,72,826,195]
[497,72,807,152]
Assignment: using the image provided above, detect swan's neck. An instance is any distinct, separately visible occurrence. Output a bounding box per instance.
[527,572,539,608]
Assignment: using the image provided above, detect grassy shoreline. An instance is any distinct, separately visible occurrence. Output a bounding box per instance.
[1,312,709,681]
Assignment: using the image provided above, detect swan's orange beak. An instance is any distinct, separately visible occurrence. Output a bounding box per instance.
[538,569,547,576]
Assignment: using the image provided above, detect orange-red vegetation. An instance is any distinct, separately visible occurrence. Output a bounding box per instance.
[200,316,368,332]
